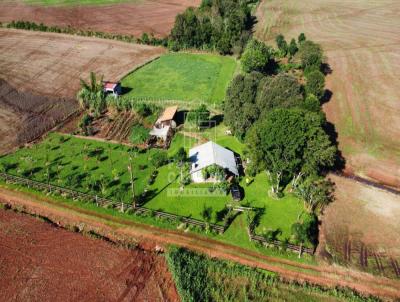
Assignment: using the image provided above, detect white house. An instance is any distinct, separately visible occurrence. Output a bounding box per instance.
[189,141,239,183]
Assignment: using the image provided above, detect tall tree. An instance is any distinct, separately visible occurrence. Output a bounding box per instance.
[256,73,304,113]
[241,39,272,73]
[224,72,264,139]
[77,72,105,115]
[275,34,288,56]
[288,38,298,57]
[298,40,323,69]
[305,70,325,99]
[245,108,336,194]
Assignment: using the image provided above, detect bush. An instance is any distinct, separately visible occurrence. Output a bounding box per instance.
[150,151,168,168]
[135,103,152,117]
[130,125,150,144]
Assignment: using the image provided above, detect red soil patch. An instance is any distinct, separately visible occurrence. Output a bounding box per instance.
[0,0,201,37]
[0,208,179,302]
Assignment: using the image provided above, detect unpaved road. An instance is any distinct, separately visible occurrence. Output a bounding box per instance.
[0,186,399,300]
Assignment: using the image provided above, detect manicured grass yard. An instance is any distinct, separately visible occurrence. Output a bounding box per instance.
[121,53,237,105]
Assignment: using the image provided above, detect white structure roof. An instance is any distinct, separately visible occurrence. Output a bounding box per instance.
[189,141,239,176]
[150,126,170,141]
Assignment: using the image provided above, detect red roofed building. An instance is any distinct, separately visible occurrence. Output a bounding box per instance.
[103,81,121,96]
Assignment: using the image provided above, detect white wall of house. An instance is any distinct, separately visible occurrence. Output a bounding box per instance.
[191,170,205,183]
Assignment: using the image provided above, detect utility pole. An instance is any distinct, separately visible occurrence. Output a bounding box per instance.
[128,154,136,209]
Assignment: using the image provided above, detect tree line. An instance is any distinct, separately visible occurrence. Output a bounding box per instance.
[169,0,258,54]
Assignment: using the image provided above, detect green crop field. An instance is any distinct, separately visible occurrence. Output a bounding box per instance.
[121,53,238,105]
[24,0,140,6]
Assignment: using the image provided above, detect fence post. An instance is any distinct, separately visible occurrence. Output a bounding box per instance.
[95,195,98,207]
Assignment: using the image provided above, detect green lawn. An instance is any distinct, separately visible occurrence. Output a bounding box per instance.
[167,133,197,158]
[0,131,307,244]
[24,0,140,6]
[121,53,237,105]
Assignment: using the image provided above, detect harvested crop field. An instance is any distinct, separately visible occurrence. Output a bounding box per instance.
[255,0,400,188]
[318,174,400,279]
[0,208,179,302]
[0,28,165,98]
[0,79,77,155]
[0,0,201,37]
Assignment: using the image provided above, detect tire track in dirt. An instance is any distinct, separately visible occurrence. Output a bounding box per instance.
[0,186,399,300]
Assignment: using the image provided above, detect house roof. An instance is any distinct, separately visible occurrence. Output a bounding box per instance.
[189,141,239,176]
[158,106,178,122]
[103,82,119,90]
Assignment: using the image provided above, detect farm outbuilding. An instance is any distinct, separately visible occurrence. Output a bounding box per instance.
[103,81,121,96]
[189,141,239,183]
[155,106,178,129]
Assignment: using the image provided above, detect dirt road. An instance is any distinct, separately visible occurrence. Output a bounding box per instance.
[0,186,399,300]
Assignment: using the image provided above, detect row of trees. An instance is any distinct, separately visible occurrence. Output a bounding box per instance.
[169,0,257,54]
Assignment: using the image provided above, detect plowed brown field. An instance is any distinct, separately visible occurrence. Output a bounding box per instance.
[255,0,400,188]
[0,28,165,98]
[0,28,165,154]
[0,208,179,302]
[0,0,200,37]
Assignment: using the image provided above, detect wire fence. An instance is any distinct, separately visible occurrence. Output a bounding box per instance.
[0,172,314,255]
[0,172,226,234]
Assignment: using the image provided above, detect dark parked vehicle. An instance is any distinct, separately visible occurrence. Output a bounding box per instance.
[230,185,242,201]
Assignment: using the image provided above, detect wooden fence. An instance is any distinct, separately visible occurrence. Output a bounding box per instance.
[0,172,225,234]
[249,233,314,255]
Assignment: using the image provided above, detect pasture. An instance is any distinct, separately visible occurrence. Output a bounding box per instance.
[121,53,238,105]
[255,0,400,188]
[0,0,201,37]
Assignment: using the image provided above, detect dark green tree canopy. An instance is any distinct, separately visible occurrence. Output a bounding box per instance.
[246,108,336,185]
[224,72,263,139]
[241,39,272,73]
[256,73,304,113]
[305,70,325,99]
[298,40,323,69]
[170,0,253,54]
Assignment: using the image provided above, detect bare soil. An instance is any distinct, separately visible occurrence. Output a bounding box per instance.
[318,174,400,279]
[0,28,165,98]
[0,207,179,302]
[0,0,201,38]
[1,186,399,300]
[0,29,164,154]
[255,0,400,188]
[0,79,77,155]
